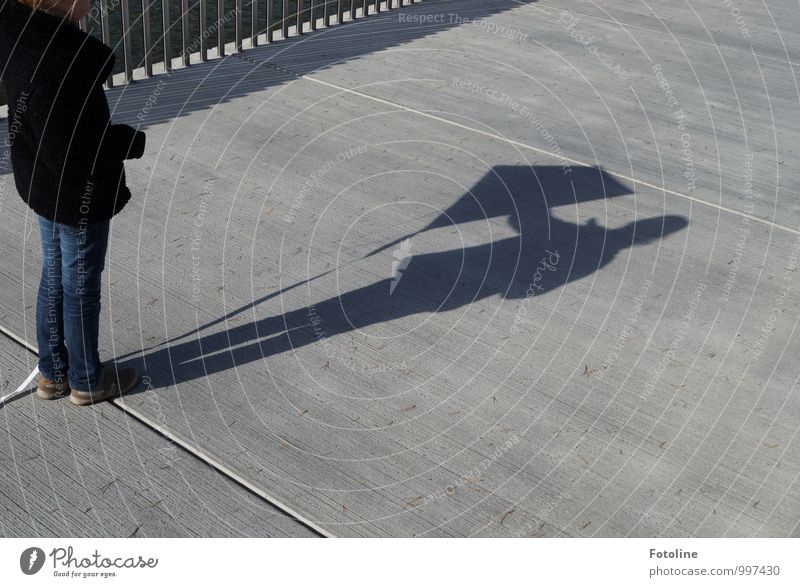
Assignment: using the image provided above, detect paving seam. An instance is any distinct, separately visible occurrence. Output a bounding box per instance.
[228,28,799,237]
[0,325,329,538]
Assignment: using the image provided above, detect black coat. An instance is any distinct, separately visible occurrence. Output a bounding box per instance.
[0,0,145,225]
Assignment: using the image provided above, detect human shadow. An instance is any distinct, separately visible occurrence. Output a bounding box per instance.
[123,164,687,391]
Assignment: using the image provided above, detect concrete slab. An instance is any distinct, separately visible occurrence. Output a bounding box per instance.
[0,0,798,537]
[0,338,316,537]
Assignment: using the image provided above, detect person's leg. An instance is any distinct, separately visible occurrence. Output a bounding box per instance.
[59,219,110,391]
[58,219,139,405]
[35,216,69,395]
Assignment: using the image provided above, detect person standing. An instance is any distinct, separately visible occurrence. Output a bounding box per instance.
[0,0,144,405]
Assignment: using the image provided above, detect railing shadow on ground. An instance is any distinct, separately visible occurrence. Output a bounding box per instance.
[0,0,537,175]
[1,0,689,394]
[119,164,687,392]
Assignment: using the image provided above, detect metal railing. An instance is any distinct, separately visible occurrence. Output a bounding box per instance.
[79,0,421,88]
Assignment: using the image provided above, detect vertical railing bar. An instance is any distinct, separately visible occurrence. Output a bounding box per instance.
[141,0,153,76]
[78,16,87,31]
[99,0,114,87]
[199,0,208,60]
[180,0,190,66]
[251,0,259,46]
[161,0,172,72]
[267,0,274,42]
[97,0,416,89]
[235,0,243,51]
[217,0,226,57]
[296,0,303,35]
[120,0,134,81]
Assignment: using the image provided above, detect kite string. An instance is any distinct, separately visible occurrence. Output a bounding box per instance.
[0,366,39,406]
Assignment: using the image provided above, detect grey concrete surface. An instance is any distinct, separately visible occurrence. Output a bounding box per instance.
[0,338,316,537]
[0,0,798,536]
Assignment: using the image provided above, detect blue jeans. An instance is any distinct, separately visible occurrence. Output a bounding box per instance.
[36,215,110,391]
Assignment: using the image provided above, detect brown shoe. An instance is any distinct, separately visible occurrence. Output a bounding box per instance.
[69,366,140,406]
[36,376,70,400]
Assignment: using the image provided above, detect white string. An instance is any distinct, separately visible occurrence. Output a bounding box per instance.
[0,367,39,406]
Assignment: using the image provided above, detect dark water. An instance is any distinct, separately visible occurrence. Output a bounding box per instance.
[2,0,353,106]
